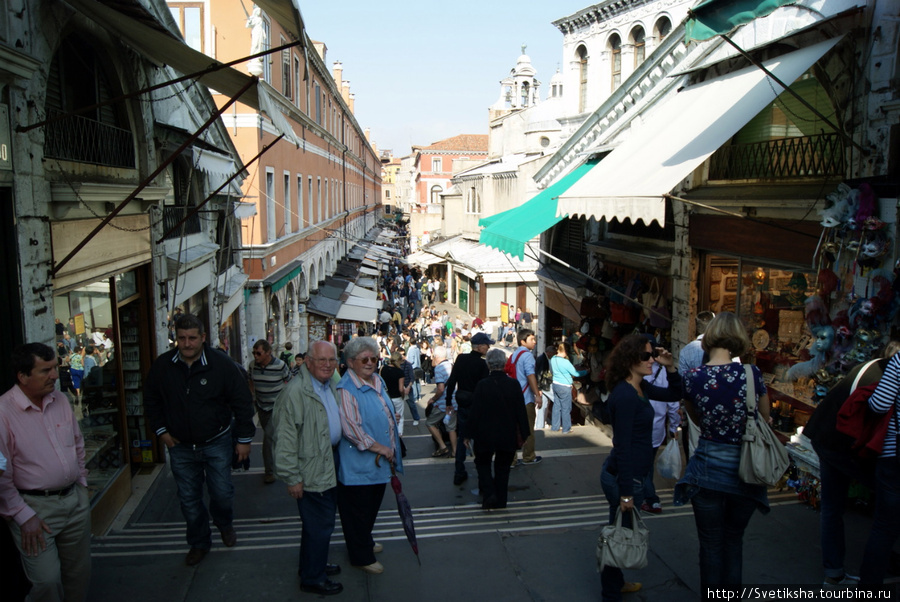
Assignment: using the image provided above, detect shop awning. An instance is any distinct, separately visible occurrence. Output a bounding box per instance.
[685,0,797,42]
[407,251,444,267]
[335,304,377,323]
[262,258,303,293]
[478,159,599,261]
[556,37,840,227]
[64,0,299,145]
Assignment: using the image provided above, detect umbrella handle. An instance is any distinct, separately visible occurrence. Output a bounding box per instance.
[373,454,398,476]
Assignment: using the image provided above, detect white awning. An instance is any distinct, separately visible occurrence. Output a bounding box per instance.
[557,37,841,226]
[335,300,377,322]
[193,148,243,198]
[359,266,380,277]
[407,251,443,267]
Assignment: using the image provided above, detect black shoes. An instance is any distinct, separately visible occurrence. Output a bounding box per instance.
[453,473,468,485]
[298,564,341,578]
[300,579,343,596]
[185,548,208,566]
[219,526,237,547]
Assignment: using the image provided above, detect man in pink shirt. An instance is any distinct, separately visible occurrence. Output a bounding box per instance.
[0,343,91,601]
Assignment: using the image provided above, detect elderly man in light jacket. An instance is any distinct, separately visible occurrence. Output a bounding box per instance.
[273,340,344,596]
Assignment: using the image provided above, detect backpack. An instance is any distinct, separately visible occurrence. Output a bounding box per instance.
[836,359,892,458]
[279,351,293,365]
[504,349,529,392]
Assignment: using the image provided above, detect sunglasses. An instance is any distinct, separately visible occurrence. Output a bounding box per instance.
[355,356,378,365]
[639,349,660,362]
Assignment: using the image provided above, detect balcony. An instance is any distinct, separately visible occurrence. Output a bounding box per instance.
[708,134,844,181]
[162,206,202,239]
[44,109,135,168]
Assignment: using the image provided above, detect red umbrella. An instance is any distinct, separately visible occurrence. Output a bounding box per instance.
[376,455,420,564]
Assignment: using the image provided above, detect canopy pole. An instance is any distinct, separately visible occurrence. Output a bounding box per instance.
[157,133,284,244]
[532,248,670,323]
[666,194,819,239]
[17,40,300,134]
[51,77,257,277]
[719,35,868,155]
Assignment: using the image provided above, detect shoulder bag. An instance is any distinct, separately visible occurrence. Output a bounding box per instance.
[738,364,790,487]
[596,509,650,571]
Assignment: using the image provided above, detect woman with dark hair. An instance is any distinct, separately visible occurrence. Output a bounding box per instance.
[674,312,770,589]
[600,334,681,600]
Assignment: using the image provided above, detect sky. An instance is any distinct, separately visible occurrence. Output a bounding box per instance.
[299,1,593,157]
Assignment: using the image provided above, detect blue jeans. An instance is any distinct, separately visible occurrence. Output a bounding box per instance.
[406,381,421,421]
[297,487,338,586]
[168,434,235,550]
[860,457,900,584]
[690,487,757,588]
[600,460,646,602]
[642,446,661,505]
[551,384,572,432]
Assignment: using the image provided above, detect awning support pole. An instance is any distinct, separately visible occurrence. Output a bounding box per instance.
[17,40,300,133]
[666,194,819,239]
[157,133,284,243]
[719,35,868,155]
[51,77,257,277]
[532,248,670,323]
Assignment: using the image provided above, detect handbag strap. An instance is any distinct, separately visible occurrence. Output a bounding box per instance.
[850,358,881,394]
[744,364,757,416]
[613,507,648,530]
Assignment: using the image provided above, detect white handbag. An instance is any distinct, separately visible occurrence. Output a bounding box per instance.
[597,509,650,571]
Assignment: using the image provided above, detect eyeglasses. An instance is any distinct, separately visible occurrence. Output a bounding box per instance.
[639,349,660,362]
[355,356,378,365]
[252,351,265,356]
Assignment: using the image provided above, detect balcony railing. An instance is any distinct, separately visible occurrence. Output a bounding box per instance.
[162,206,202,239]
[708,134,844,180]
[44,109,135,168]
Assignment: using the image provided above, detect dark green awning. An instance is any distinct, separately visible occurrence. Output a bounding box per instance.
[685,0,797,42]
[478,159,599,261]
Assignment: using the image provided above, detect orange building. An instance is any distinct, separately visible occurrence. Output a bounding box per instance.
[167,0,382,356]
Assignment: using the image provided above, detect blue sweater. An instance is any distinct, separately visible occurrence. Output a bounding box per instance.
[606,371,682,496]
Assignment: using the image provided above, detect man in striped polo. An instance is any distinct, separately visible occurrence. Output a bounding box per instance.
[249,340,292,484]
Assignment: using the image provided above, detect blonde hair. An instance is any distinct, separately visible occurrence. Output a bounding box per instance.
[701,312,751,357]
[884,340,900,359]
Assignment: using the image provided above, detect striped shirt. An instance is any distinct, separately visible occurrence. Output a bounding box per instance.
[249,357,291,410]
[338,370,396,453]
[869,353,900,458]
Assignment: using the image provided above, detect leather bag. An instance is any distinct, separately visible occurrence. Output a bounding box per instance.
[596,509,650,571]
[738,365,790,487]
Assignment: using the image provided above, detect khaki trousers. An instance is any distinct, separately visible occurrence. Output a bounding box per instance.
[9,484,91,602]
[512,402,538,464]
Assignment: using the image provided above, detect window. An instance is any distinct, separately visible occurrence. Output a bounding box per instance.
[293,55,301,108]
[315,83,321,124]
[168,3,203,52]
[432,158,442,173]
[465,186,481,214]
[307,176,313,224]
[577,45,588,113]
[654,16,672,40]
[283,172,291,235]
[262,17,271,83]
[266,169,276,241]
[430,185,443,204]
[317,177,322,223]
[609,34,622,91]
[324,178,329,219]
[297,174,304,229]
[632,26,645,68]
[281,37,292,99]
[385,189,391,199]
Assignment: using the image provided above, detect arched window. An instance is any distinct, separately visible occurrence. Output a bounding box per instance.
[430,185,443,205]
[577,45,589,113]
[631,26,646,68]
[654,17,672,41]
[521,81,530,107]
[609,34,622,91]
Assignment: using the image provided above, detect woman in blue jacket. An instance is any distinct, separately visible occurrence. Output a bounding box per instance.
[600,334,681,600]
[550,342,587,433]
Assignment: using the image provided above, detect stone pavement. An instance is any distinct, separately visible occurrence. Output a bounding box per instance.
[88,383,893,601]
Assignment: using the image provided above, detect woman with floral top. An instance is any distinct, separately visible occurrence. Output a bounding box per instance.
[675,312,771,589]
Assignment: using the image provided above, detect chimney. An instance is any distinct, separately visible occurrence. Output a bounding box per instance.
[364,128,370,142]
[341,80,351,104]
[332,61,342,86]
[349,93,355,113]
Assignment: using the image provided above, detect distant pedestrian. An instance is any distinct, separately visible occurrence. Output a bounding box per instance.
[249,339,292,484]
[469,348,530,510]
[444,332,492,485]
[144,314,255,566]
[509,329,542,467]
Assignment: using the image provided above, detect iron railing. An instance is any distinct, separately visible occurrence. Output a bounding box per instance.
[708,134,845,180]
[162,206,202,239]
[44,109,135,168]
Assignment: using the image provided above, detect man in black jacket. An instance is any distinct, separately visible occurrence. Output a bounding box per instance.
[444,332,492,485]
[469,348,530,509]
[144,314,255,567]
